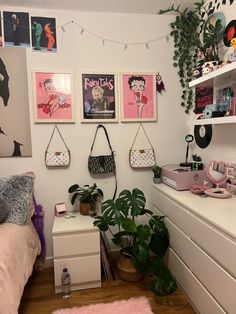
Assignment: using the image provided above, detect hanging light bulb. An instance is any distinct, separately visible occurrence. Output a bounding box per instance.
[61,25,65,32]
[124,44,128,50]
[145,43,149,49]
[80,28,84,35]
[166,35,169,42]
[102,39,105,46]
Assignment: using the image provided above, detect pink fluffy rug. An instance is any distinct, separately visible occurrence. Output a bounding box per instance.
[52,296,154,314]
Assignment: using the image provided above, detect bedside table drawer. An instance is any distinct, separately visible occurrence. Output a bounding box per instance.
[54,254,101,287]
[53,231,99,257]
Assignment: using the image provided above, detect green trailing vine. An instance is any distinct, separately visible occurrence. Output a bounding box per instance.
[159,1,205,113]
[159,0,232,113]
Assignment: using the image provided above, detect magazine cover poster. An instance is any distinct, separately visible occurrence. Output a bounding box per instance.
[82,73,118,122]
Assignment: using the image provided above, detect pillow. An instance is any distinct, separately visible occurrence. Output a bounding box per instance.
[23,172,36,218]
[0,175,35,225]
[0,197,10,223]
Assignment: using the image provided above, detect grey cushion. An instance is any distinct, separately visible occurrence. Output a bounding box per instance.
[0,175,34,225]
[0,197,10,223]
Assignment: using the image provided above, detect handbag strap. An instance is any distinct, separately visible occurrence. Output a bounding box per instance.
[130,123,154,150]
[46,124,70,152]
[112,167,117,201]
[90,124,114,155]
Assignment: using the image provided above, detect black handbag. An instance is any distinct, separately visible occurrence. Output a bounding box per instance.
[88,124,117,199]
[88,154,115,174]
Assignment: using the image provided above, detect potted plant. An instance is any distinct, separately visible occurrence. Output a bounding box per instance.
[152,165,162,184]
[93,188,177,296]
[68,183,103,216]
[197,17,222,75]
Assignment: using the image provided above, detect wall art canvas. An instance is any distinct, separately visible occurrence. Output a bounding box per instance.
[33,71,74,123]
[0,48,32,157]
[81,73,118,122]
[3,11,30,48]
[120,73,157,122]
[31,16,57,52]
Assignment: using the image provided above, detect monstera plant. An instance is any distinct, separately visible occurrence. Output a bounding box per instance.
[93,188,177,296]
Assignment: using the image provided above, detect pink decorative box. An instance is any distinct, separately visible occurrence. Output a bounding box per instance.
[162,164,209,191]
[55,203,67,217]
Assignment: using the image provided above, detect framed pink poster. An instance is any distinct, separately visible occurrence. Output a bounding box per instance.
[33,71,74,123]
[120,73,157,122]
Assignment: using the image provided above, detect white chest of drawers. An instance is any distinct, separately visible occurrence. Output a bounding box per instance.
[52,213,101,293]
[151,184,236,314]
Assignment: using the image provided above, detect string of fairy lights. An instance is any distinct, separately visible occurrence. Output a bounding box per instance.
[59,20,169,50]
[0,16,169,50]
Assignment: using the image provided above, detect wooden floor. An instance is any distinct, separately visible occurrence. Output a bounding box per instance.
[19,267,196,314]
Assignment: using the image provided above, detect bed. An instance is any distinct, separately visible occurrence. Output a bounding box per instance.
[0,173,41,314]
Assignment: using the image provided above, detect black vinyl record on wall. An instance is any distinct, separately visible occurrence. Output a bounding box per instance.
[194,124,212,149]
[223,20,236,47]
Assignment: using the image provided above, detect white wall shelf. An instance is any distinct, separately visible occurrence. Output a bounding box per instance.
[194,116,236,125]
[189,62,236,88]
[190,62,236,125]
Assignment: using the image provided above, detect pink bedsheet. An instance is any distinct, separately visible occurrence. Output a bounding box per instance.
[0,222,41,314]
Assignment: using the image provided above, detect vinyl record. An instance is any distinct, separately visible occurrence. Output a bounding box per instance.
[223,20,236,47]
[194,124,212,149]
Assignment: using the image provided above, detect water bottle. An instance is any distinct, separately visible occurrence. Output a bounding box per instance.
[61,267,71,298]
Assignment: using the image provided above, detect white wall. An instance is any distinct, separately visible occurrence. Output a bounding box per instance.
[0,6,187,259]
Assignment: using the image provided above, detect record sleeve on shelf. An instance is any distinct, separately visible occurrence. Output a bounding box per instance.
[195,86,213,114]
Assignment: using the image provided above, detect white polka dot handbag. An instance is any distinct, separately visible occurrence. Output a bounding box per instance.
[45,125,71,167]
[129,123,156,169]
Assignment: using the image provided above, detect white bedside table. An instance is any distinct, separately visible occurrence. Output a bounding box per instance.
[52,212,101,293]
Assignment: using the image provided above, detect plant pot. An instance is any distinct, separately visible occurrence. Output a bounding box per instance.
[79,202,92,216]
[153,177,161,184]
[116,249,143,283]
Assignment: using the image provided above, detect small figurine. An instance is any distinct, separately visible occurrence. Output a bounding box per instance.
[230,37,236,50]
[192,66,202,79]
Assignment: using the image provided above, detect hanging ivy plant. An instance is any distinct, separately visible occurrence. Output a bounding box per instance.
[159,0,235,114]
[159,1,205,113]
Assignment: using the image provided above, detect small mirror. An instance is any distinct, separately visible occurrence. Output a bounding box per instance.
[206,160,227,187]
[205,161,231,198]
